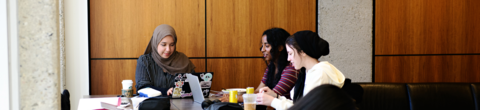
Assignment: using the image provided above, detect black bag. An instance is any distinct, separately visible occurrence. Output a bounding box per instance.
[138,96,171,110]
[61,89,70,110]
[205,102,243,110]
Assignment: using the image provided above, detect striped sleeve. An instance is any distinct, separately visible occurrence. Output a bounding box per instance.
[272,64,299,98]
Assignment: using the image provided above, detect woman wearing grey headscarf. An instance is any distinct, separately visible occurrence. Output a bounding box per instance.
[135,24,196,96]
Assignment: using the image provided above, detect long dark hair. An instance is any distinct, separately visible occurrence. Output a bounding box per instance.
[263,28,290,89]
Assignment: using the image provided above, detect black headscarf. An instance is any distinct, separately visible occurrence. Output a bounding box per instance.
[293,30,330,59]
[291,30,329,102]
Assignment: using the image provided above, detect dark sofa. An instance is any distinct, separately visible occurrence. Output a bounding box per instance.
[355,83,480,110]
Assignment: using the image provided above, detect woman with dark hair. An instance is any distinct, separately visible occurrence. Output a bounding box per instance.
[256,28,299,98]
[135,24,196,96]
[219,28,298,105]
[288,84,356,110]
[256,30,346,110]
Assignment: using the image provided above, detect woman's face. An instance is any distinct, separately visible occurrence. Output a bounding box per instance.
[157,35,175,58]
[261,35,272,61]
[286,45,302,70]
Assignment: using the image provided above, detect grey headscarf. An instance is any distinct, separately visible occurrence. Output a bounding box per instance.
[144,24,195,75]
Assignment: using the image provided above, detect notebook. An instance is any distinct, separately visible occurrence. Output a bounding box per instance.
[172,72,213,99]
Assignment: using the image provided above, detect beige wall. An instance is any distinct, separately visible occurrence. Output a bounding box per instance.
[65,0,89,109]
[1,0,10,108]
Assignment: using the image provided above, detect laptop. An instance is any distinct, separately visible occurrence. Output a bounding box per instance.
[172,72,213,100]
[186,74,205,103]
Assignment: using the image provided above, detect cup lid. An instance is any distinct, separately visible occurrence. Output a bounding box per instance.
[122,80,133,83]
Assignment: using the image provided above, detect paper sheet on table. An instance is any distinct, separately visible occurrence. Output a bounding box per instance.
[77,97,118,110]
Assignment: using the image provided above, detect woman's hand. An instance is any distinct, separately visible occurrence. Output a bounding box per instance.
[258,87,277,97]
[219,94,229,102]
[219,94,244,102]
[167,88,173,95]
[256,92,275,106]
[256,82,267,93]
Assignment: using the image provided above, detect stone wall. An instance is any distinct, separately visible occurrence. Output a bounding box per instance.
[18,0,61,109]
[317,0,373,82]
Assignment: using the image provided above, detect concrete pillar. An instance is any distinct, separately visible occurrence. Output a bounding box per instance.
[17,0,64,109]
[318,0,373,82]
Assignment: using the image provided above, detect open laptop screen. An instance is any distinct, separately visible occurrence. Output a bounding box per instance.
[186,74,205,103]
[172,72,213,98]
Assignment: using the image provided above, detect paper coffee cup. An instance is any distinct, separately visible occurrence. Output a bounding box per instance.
[122,80,133,89]
[122,80,134,97]
[122,89,133,97]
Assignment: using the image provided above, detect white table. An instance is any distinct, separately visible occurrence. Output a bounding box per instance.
[77,95,220,110]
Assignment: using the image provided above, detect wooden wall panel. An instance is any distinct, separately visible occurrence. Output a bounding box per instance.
[207,59,267,91]
[90,0,316,95]
[91,59,205,95]
[91,60,137,95]
[375,55,480,83]
[190,59,206,73]
[375,0,480,55]
[206,0,316,57]
[90,0,205,58]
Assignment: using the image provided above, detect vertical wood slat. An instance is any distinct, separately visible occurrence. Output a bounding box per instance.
[89,0,317,94]
[206,0,316,57]
[375,0,480,83]
[375,55,480,83]
[91,60,137,95]
[375,0,480,55]
[205,0,315,90]
[90,0,205,58]
[207,58,267,91]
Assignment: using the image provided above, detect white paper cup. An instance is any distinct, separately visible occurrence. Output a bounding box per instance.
[122,80,133,89]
